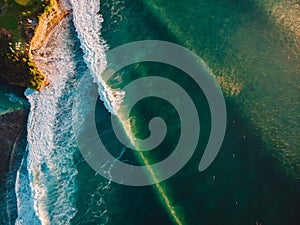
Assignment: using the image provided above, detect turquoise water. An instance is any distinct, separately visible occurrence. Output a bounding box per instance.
[0,85,27,115]
[10,0,300,225]
[73,0,299,224]
[139,0,300,179]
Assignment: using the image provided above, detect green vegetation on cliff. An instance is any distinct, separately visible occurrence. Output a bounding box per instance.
[0,0,48,90]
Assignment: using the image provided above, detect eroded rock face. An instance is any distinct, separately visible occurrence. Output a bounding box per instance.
[38,76,50,90]
[0,28,11,39]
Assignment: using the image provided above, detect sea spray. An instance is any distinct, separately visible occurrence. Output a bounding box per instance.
[15,19,79,225]
[15,0,119,223]
[69,0,125,114]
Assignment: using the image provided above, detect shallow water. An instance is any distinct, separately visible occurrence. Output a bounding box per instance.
[0,86,26,115]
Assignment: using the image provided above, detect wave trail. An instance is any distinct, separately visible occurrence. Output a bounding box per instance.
[69,0,124,114]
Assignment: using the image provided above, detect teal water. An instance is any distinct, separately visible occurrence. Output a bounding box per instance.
[140,0,300,179]
[91,0,299,224]
[0,85,27,115]
[10,0,300,224]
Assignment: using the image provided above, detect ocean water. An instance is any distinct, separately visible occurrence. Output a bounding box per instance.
[15,17,82,225]
[0,86,27,115]
[11,0,300,225]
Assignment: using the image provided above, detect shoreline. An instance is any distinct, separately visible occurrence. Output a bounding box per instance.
[28,0,71,90]
[0,1,71,223]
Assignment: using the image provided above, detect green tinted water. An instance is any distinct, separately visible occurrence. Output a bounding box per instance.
[73,0,299,224]
[0,85,26,115]
[141,0,300,179]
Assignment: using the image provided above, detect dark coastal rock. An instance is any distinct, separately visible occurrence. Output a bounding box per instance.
[0,28,11,39]
[0,109,28,184]
[0,1,49,90]
[0,77,27,99]
[0,108,28,225]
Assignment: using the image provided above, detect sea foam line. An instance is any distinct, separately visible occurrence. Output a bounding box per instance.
[15,18,79,225]
[69,0,125,115]
[69,1,185,224]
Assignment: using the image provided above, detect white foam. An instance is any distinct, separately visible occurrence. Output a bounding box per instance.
[15,19,78,225]
[15,150,41,225]
[16,0,119,223]
[69,0,125,115]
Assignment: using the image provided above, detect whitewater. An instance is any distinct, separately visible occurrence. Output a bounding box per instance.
[14,0,114,224]
[69,0,124,114]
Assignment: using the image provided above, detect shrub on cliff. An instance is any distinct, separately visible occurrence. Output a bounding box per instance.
[0,28,45,90]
